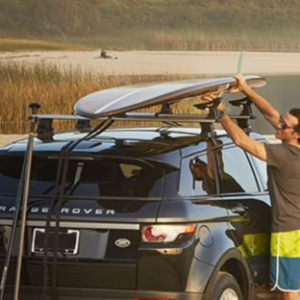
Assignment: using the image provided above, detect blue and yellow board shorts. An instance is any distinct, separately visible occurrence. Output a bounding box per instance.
[270,230,300,292]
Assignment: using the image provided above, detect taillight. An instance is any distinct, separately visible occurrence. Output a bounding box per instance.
[141,224,196,243]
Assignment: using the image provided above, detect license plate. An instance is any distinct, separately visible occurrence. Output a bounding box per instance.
[31,228,80,255]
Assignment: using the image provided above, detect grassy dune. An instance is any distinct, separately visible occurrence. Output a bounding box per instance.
[0,39,87,52]
[0,0,300,51]
[0,61,206,134]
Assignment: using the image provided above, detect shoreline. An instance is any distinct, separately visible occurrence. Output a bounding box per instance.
[1,50,300,76]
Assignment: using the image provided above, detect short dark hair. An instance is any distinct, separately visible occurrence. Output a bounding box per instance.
[190,157,207,169]
[289,108,300,143]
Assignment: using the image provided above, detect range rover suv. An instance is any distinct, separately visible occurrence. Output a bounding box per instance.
[0,75,277,300]
[0,126,274,300]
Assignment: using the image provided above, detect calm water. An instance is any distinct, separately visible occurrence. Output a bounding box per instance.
[227,75,300,135]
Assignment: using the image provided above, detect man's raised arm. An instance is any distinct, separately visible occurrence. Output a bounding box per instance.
[232,75,280,129]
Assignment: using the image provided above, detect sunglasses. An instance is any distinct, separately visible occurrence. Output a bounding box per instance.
[279,116,294,130]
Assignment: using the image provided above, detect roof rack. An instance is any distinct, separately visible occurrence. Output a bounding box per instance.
[34,75,265,140]
[35,96,255,141]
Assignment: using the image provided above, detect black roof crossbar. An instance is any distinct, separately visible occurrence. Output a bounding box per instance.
[32,111,253,125]
[30,93,257,143]
[32,105,255,141]
[31,94,256,137]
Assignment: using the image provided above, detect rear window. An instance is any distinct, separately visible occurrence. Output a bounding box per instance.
[0,155,169,198]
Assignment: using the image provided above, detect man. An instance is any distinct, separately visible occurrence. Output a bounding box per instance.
[203,75,300,300]
[189,156,217,195]
[190,140,244,195]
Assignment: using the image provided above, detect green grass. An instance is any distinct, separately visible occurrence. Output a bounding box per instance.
[0,60,199,134]
[0,39,88,52]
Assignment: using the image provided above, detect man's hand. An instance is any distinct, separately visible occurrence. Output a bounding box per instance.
[231,75,280,129]
[201,91,226,111]
[230,75,249,94]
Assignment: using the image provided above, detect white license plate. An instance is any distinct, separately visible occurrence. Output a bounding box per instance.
[31,228,80,255]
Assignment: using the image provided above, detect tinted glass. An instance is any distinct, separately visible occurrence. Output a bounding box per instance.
[179,154,216,197]
[0,156,166,198]
[217,146,259,194]
[161,170,180,198]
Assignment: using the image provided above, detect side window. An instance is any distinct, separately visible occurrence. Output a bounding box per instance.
[179,154,216,197]
[216,146,259,194]
[250,155,268,191]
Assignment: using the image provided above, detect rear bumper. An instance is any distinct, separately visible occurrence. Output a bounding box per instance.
[4,286,203,300]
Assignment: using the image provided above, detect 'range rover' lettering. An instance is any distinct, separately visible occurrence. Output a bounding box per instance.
[0,206,115,215]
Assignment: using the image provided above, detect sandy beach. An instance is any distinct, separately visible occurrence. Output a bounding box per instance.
[1,50,300,76]
[0,134,27,147]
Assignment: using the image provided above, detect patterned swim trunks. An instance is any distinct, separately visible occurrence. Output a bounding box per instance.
[270,230,300,291]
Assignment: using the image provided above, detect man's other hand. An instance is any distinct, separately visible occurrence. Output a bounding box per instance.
[201,91,226,111]
[230,75,249,94]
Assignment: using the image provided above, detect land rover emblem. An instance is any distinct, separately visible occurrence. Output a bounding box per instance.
[115,238,131,248]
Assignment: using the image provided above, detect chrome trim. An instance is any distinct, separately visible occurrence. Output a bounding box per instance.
[156,248,183,255]
[0,220,140,230]
[31,228,80,255]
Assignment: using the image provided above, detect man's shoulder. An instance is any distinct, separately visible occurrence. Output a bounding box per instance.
[263,142,284,154]
[267,143,300,160]
[265,143,299,152]
[287,144,300,159]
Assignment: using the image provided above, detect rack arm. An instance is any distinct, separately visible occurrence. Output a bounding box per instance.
[13,103,41,300]
[229,97,256,135]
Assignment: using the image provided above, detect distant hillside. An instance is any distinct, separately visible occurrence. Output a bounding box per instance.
[1,0,300,51]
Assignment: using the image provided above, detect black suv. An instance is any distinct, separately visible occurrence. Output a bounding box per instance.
[0,76,277,300]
